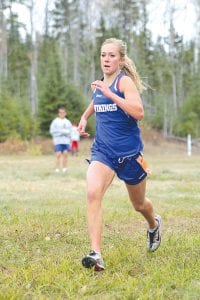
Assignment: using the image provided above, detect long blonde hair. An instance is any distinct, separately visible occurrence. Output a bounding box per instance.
[101,38,145,93]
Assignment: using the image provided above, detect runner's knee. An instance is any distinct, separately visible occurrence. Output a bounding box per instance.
[87,187,104,203]
[133,202,145,212]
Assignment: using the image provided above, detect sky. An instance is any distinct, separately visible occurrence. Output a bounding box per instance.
[147,0,197,42]
[11,0,198,42]
[12,0,53,37]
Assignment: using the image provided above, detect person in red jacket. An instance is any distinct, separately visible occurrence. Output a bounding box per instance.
[71,124,80,155]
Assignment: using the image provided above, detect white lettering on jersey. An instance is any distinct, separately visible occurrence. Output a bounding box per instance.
[94,103,117,112]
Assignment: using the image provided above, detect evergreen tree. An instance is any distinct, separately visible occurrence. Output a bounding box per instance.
[38,36,86,135]
[0,89,35,142]
[6,12,29,98]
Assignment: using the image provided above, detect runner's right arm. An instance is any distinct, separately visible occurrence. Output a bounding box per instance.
[78,101,94,137]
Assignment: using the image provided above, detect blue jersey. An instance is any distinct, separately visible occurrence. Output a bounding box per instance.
[92,72,143,158]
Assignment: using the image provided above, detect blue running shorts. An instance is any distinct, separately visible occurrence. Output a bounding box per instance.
[54,144,70,153]
[90,150,148,185]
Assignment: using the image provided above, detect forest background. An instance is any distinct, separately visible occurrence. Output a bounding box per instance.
[0,0,200,142]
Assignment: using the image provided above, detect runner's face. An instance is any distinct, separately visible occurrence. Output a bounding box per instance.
[100,43,122,75]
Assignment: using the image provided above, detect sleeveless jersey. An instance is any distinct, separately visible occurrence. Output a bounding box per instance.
[92,72,143,158]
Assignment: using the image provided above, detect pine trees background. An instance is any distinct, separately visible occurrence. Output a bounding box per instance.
[0,0,199,141]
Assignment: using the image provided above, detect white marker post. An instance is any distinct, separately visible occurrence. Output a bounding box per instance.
[187,134,192,156]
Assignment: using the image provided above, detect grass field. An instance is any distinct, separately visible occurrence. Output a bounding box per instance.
[0,142,200,299]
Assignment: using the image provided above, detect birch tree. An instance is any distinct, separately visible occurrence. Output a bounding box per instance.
[0,0,8,91]
[27,0,38,116]
[53,0,79,83]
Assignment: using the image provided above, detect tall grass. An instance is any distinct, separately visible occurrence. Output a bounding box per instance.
[0,144,199,299]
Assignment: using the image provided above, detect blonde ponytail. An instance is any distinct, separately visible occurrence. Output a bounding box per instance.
[102,38,146,93]
[122,55,145,93]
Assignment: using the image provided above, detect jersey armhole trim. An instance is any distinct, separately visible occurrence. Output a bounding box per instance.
[115,75,125,93]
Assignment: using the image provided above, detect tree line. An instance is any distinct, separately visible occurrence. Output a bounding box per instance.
[0,0,199,142]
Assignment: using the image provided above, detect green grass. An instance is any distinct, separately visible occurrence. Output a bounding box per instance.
[0,147,200,299]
